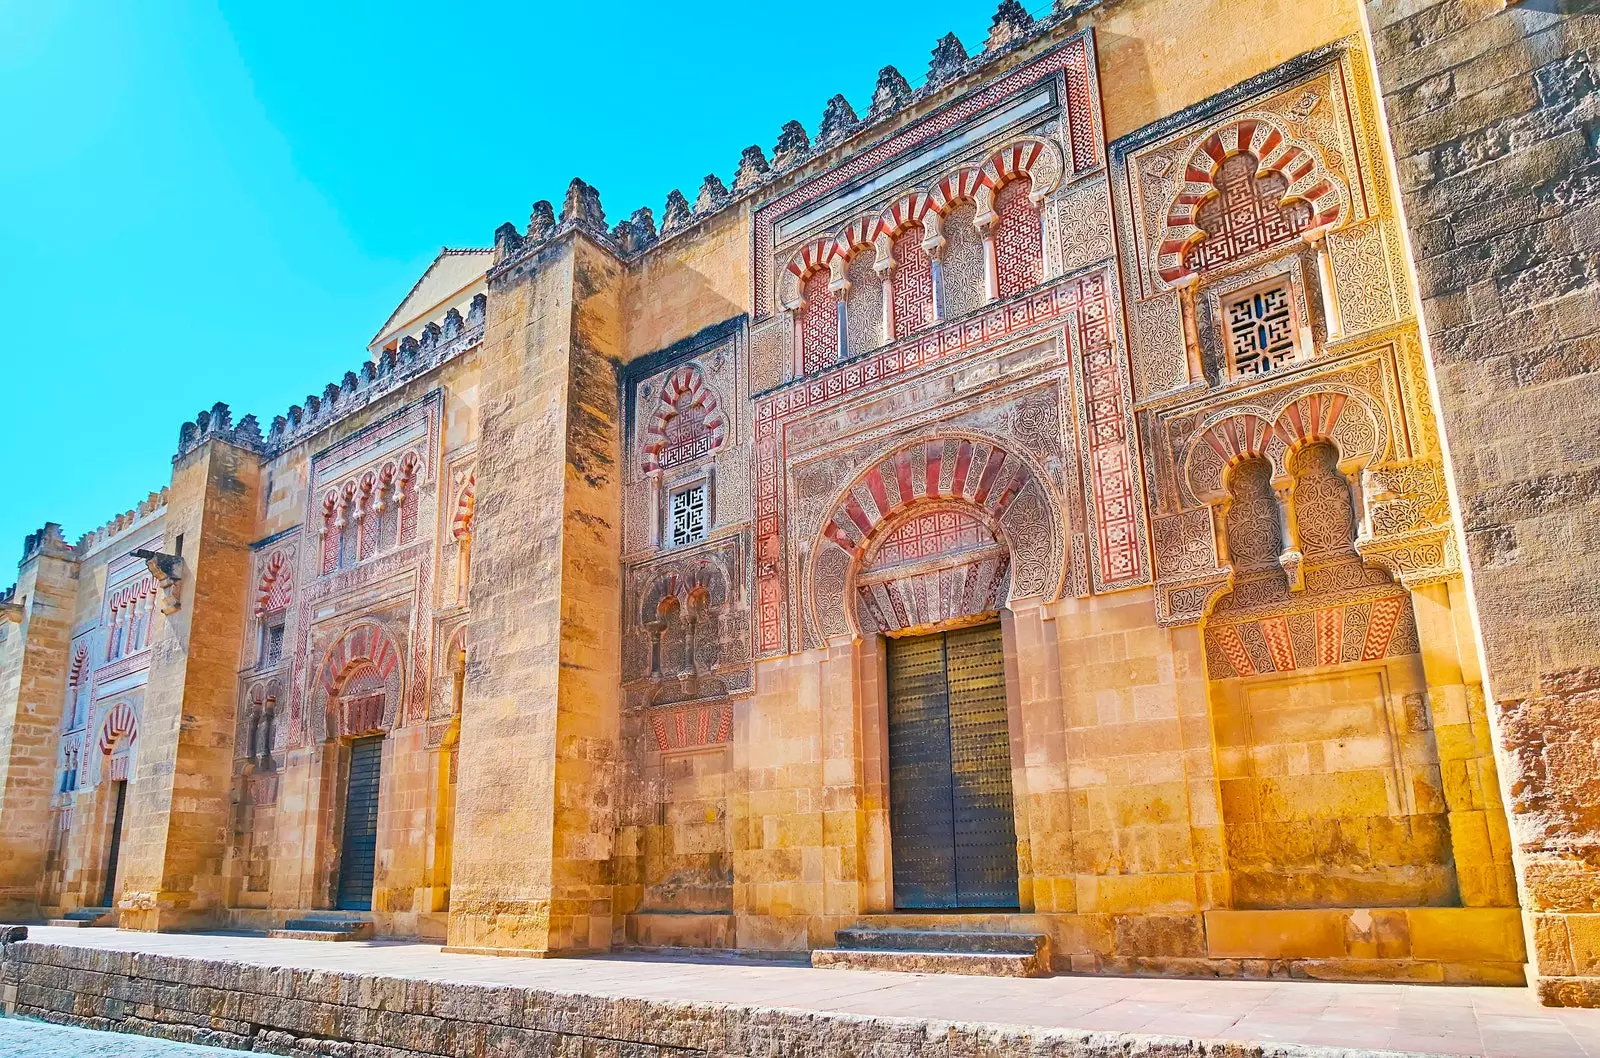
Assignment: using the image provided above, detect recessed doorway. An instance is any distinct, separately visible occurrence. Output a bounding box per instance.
[886,622,1019,909]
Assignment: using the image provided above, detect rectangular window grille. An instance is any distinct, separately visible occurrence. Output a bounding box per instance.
[262,620,285,666]
[1224,280,1299,377]
[669,484,708,547]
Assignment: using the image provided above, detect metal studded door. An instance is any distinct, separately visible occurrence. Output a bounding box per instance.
[336,735,383,911]
[886,623,1019,909]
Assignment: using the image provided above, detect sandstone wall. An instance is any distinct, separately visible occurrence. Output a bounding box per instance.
[1361,0,1600,1005]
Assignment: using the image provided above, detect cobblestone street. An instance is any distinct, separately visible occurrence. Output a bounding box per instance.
[0,1016,233,1055]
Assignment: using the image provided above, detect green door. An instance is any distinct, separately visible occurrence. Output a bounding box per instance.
[886,623,1019,909]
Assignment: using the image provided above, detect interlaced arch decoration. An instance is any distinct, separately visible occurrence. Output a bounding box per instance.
[807,433,1066,641]
[1184,387,1387,504]
[776,136,1066,312]
[310,622,404,741]
[641,364,727,473]
[1156,114,1349,286]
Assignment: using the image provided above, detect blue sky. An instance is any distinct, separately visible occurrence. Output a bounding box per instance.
[0,0,1050,569]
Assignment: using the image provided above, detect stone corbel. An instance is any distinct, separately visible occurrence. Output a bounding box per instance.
[131,549,184,615]
[0,599,21,625]
[1302,223,1343,341]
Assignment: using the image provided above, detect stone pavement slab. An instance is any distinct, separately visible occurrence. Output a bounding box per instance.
[6,926,1600,1057]
[0,1016,236,1055]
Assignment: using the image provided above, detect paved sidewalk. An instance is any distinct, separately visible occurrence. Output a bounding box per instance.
[0,1016,236,1055]
[11,926,1600,1057]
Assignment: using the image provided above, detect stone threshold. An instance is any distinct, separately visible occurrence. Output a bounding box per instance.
[2,927,1597,1057]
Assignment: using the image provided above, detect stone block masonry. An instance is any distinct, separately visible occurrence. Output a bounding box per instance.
[5,929,1600,1057]
[1362,0,1600,1006]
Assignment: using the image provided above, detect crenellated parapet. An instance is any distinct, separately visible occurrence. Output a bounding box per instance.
[74,490,170,556]
[20,523,75,565]
[174,403,265,462]
[489,0,1110,277]
[263,293,487,453]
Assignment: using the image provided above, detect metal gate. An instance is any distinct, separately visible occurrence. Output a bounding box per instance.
[336,736,383,911]
[886,623,1019,909]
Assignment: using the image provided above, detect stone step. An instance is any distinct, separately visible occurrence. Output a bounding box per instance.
[48,908,114,928]
[834,928,1047,956]
[269,920,374,942]
[811,947,1048,977]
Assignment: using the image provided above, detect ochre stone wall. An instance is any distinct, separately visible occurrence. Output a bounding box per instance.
[0,0,1593,1005]
[1361,0,1600,1005]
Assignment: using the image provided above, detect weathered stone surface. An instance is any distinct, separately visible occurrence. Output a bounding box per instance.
[1366,0,1600,1006]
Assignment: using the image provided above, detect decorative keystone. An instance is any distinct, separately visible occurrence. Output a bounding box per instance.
[131,549,184,615]
[986,0,1033,51]
[734,145,770,191]
[560,179,606,233]
[927,33,969,85]
[773,120,811,169]
[661,189,692,235]
[694,173,730,214]
[528,200,557,241]
[868,66,912,120]
[816,94,860,150]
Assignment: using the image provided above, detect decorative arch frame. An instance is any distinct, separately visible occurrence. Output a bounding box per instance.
[452,474,476,542]
[1155,114,1350,286]
[641,364,728,473]
[96,701,138,784]
[1185,386,1388,503]
[255,550,292,615]
[780,238,843,310]
[310,622,405,741]
[806,432,1067,642]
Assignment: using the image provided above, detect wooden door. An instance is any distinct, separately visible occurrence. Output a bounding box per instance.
[335,736,383,911]
[886,623,1019,909]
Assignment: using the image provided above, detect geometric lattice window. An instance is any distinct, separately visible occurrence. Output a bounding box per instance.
[660,406,711,471]
[669,483,709,547]
[260,618,285,667]
[1186,152,1314,275]
[1224,279,1300,378]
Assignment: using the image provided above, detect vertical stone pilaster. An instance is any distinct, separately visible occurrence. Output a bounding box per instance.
[1361,0,1600,1005]
[0,527,79,921]
[117,439,263,931]
[448,233,624,955]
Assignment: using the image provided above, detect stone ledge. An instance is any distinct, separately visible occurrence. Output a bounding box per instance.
[3,937,1530,1058]
[812,947,1050,977]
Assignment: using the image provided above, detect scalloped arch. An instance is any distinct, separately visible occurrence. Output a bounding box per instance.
[1155,113,1350,286]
